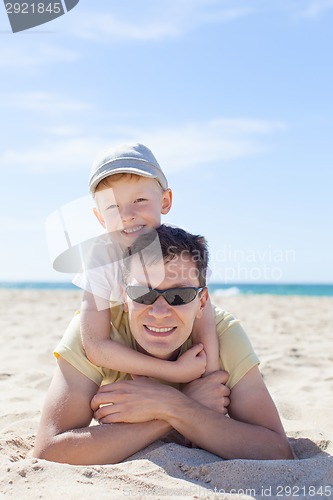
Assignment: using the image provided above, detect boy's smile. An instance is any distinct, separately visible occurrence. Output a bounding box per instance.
[122,225,144,235]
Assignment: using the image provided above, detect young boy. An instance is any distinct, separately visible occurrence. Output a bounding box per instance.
[74,143,219,382]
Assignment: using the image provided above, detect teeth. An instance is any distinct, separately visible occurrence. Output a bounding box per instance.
[123,225,143,234]
[146,326,174,333]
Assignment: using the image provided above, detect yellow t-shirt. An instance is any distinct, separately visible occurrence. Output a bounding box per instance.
[54,305,259,389]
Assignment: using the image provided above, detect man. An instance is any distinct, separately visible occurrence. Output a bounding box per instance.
[33,225,293,464]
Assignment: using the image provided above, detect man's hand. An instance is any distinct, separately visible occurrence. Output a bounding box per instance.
[91,376,179,424]
[181,370,230,415]
[92,370,230,427]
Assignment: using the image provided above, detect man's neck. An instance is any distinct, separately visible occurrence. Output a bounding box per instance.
[135,341,181,361]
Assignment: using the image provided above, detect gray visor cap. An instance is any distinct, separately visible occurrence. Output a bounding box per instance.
[89,143,168,193]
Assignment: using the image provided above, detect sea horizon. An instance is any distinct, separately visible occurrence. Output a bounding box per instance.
[1,281,333,297]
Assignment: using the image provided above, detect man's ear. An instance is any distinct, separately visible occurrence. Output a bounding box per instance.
[161,188,173,215]
[93,207,106,228]
[196,287,209,319]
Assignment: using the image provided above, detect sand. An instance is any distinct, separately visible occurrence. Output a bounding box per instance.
[0,289,332,499]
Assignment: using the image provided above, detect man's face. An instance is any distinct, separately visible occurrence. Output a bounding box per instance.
[124,253,208,360]
[93,176,172,248]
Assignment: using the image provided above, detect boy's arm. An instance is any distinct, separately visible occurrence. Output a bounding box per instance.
[191,295,220,375]
[80,291,113,364]
[33,357,172,465]
[80,291,206,382]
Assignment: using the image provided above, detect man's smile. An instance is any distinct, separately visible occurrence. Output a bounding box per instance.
[144,325,176,336]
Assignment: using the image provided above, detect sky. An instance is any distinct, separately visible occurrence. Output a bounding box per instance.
[0,0,332,284]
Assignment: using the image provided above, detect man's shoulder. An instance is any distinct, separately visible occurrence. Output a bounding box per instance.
[212,304,240,331]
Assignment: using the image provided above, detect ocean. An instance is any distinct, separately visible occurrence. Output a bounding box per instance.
[1,282,333,297]
[208,283,333,297]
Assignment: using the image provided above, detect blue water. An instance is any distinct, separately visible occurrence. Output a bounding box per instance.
[208,283,333,297]
[0,281,77,290]
[1,281,333,296]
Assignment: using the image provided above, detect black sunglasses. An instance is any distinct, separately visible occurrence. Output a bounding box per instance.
[126,285,205,306]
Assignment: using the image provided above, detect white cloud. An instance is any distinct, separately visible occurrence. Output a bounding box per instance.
[298,0,333,17]
[70,0,252,41]
[48,125,82,137]
[0,44,79,68]
[0,137,108,173]
[137,119,286,171]
[0,118,286,174]
[0,214,41,232]
[0,92,90,112]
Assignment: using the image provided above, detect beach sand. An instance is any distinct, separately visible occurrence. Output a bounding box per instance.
[0,289,332,499]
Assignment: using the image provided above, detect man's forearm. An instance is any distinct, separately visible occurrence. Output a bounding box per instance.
[92,385,291,460]
[89,371,293,461]
[34,419,172,465]
[162,393,292,460]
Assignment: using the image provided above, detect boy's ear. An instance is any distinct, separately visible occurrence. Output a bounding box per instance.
[161,188,173,215]
[93,207,106,228]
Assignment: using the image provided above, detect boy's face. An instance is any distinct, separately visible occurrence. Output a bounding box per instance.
[94,176,172,247]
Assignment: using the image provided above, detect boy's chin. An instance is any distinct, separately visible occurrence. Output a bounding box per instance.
[108,230,133,246]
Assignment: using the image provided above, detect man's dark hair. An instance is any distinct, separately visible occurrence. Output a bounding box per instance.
[123,224,209,287]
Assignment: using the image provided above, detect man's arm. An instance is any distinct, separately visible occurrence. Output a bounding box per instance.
[178,366,293,459]
[92,367,293,460]
[33,357,171,465]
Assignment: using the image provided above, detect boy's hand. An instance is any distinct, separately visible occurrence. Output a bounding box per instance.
[173,344,207,382]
